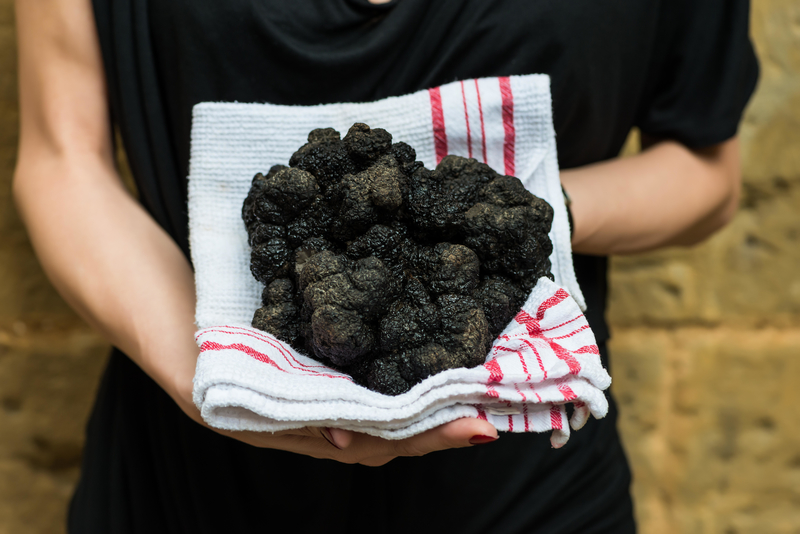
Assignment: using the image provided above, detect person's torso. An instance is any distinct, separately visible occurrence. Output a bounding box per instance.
[149,0,660,173]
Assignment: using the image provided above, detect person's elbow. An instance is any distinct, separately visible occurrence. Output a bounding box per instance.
[12,149,39,221]
[714,163,742,229]
[675,137,742,247]
[12,140,57,223]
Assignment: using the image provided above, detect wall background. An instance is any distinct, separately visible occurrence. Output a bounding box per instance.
[609,2,800,532]
[0,1,798,532]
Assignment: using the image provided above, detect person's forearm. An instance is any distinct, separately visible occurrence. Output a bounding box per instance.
[561,137,741,255]
[13,151,200,417]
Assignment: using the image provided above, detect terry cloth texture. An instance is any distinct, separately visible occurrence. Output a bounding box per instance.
[188,74,610,447]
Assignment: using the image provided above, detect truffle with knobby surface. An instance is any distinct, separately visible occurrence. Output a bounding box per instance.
[243,124,554,395]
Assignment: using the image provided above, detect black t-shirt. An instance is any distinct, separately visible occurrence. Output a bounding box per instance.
[94,0,758,343]
[71,1,757,532]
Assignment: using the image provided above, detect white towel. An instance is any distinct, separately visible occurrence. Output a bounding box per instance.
[188,74,610,448]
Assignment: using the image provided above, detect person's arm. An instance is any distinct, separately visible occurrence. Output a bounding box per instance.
[13,0,497,466]
[561,135,741,255]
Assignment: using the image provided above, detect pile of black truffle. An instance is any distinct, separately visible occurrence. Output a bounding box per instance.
[242,123,554,395]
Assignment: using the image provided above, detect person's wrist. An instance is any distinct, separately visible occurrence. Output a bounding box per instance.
[137,331,204,423]
[168,366,205,425]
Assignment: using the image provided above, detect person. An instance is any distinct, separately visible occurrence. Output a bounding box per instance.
[13,0,758,532]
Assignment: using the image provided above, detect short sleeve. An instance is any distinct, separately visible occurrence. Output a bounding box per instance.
[635,0,759,148]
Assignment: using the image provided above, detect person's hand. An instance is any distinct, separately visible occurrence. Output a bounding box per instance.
[220,419,498,466]
[169,362,498,466]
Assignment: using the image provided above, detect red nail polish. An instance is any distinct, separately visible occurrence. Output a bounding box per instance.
[322,428,342,449]
[469,434,498,445]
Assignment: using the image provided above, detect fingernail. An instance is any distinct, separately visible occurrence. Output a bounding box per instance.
[321,428,342,449]
[469,434,499,445]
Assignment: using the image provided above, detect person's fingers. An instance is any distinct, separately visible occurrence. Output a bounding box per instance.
[275,432,337,456]
[216,419,498,465]
[280,426,354,450]
[358,455,397,467]
[327,427,354,449]
[388,417,498,457]
[443,417,499,444]
[343,417,498,464]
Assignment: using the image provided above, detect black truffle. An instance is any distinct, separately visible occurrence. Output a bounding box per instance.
[244,123,554,395]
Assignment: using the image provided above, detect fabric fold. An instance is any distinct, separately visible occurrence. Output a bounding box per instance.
[193,278,608,447]
[188,74,609,447]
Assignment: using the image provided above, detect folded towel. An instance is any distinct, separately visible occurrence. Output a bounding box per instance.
[188,74,610,447]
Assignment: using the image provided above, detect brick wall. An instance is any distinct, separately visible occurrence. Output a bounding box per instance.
[610,2,800,532]
[1,1,798,532]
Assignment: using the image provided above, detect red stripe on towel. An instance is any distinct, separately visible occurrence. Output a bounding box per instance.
[550,405,563,430]
[521,338,547,380]
[206,327,298,362]
[201,335,352,380]
[548,340,582,375]
[204,327,333,374]
[201,341,284,372]
[516,348,531,381]
[205,328,305,366]
[536,288,569,321]
[484,358,504,382]
[494,345,531,381]
[475,79,487,164]
[515,385,530,432]
[523,402,530,431]
[429,87,448,164]
[542,314,583,333]
[514,310,543,336]
[558,383,577,401]
[550,324,591,340]
[499,76,515,176]
[529,384,543,404]
[477,407,488,421]
[460,81,473,159]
